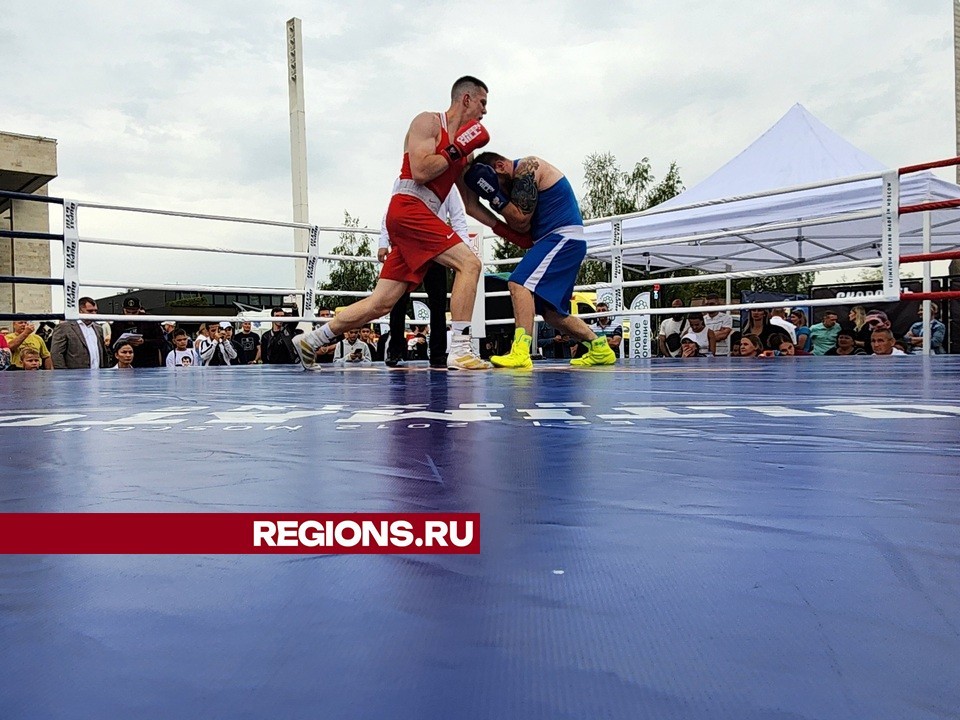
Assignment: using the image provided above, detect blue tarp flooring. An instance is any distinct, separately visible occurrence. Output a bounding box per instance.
[1,357,958,719]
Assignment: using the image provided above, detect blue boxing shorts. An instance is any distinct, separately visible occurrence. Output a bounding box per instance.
[508,227,586,317]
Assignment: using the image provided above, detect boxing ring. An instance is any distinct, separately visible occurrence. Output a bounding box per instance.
[2,160,960,719]
[2,360,960,719]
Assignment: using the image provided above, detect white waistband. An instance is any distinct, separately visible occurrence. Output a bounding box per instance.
[538,224,587,242]
[392,178,442,215]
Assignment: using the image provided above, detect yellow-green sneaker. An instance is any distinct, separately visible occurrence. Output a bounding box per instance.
[491,328,533,369]
[570,337,616,367]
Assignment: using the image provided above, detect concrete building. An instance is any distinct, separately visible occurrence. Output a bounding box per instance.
[0,131,58,316]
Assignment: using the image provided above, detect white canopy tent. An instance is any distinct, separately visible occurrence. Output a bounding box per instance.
[583,104,960,274]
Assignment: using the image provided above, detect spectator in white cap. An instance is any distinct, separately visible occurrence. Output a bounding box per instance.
[220,322,243,361]
[200,321,239,366]
[679,334,704,358]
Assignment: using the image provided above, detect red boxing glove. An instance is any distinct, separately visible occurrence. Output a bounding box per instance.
[493,221,533,249]
[439,120,490,164]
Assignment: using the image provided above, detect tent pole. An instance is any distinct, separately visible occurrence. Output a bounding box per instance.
[612,219,624,358]
[922,211,932,355]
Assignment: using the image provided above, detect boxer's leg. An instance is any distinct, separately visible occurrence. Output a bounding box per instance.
[432,243,490,370]
[299,278,408,370]
[490,282,534,369]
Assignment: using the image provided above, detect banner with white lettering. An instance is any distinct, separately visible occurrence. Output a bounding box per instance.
[810,278,937,336]
[630,292,652,359]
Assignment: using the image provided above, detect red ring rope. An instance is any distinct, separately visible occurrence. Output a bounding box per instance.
[900,250,960,263]
[900,291,960,301]
[898,156,960,175]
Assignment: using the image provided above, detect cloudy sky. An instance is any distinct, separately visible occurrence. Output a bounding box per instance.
[2,0,954,301]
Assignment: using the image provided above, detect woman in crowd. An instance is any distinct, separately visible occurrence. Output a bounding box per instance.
[824,328,866,356]
[769,332,811,356]
[112,341,135,370]
[742,309,782,349]
[846,305,871,353]
[788,309,811,352]
[679,334,705,358]
[738,334,763,357]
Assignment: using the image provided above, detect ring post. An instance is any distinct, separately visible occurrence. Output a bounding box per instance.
[303,225,319,323]
[62,200,80,321]
[880,170,900,300]
[922,211,931,355]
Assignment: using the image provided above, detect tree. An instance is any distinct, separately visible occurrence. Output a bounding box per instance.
[578,152,684,290]
[317,211,378,310]
[580,152,683,220]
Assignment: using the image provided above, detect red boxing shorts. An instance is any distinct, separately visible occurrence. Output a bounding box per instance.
[381,194,464,289]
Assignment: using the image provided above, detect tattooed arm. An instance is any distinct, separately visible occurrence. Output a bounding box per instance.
[498,156,541,233]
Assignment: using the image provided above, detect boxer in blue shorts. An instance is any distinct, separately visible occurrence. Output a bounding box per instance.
[463,152,616,368]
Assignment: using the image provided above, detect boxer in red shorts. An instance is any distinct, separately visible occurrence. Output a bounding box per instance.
[299,76,500,370]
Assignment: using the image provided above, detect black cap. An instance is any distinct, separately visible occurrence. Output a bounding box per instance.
[123,297,141,309]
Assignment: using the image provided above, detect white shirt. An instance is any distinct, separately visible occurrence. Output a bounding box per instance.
[166,348,202,368]
[770,316,798,344]
[379,186,469,250]
[658,317,688,357]
[684,327,713,356]
[333,338,372,366]
[704,311,733,357]
[78,320,101,369]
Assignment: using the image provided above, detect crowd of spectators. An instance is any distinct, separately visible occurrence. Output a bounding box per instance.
[0,297,396,371]
[655,301,945,359]
[1,294,948,372]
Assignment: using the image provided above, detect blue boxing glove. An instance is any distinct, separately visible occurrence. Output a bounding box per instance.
[464,163,510,212]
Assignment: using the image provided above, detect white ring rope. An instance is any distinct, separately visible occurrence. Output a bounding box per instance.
[80,235,309,259]
[77,200,314,230]
[590,209,883,256]
[81,280,302,295]
[583,169,887,226]
[49,157,954,330]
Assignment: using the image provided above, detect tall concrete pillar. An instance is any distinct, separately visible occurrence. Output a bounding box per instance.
[956,0,960,183]
[0,132,58,316]
[953,1,960,276]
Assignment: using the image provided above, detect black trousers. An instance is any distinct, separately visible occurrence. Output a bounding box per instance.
[388,262,448,361]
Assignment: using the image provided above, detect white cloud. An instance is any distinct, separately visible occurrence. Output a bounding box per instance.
[2,0,954,303]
